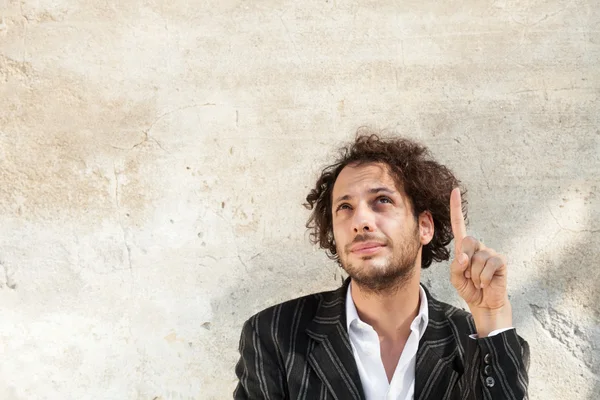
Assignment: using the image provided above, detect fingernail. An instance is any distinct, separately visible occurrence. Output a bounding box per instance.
[459,253,468,266]
[465,270,471,279]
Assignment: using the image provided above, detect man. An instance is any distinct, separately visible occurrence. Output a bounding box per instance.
[234,132,529,400]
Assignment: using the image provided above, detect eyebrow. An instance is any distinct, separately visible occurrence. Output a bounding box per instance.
[333,187,396,205]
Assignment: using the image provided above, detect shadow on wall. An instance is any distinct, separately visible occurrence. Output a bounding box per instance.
[523,210,600,399]
[522,185,600,400]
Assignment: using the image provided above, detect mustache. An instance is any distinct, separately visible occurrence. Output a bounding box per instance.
[345,234,390,252]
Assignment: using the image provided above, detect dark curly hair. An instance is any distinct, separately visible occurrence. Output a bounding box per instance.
[304,129,467,268]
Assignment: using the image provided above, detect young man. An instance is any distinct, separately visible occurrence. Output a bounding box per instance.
[234,132,529,400]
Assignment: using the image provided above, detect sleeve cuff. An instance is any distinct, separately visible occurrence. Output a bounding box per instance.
[469,327,515,339]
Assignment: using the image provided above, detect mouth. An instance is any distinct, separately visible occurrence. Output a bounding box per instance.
[350,243,386,255]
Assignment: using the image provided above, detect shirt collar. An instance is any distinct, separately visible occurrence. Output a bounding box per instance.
[345,281,429,337]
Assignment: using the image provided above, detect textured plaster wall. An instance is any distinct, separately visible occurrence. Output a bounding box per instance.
[0,0,599,399]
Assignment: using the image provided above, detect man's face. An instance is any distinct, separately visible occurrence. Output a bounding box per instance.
[331,162,426,291]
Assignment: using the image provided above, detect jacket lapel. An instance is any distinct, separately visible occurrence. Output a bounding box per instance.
[305,279,365,400]
[415,286,462,400]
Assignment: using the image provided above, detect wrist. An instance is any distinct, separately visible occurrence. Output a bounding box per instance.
[470,301,513,338]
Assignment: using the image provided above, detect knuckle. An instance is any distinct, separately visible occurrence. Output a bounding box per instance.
[464,236,478,246]
[472,250,490,264]
[491,255,506,267]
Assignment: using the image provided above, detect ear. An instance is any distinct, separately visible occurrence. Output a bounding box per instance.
[418,211,434,245]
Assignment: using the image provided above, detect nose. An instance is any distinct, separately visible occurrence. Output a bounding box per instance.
[351,203,375,233]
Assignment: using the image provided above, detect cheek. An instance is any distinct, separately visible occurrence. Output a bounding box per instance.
[332,223,343,241]
[380,218,410,238]
[376,217,395,232]
[332,222,348,245]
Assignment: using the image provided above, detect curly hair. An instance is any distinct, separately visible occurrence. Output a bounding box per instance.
[304,129,467,268]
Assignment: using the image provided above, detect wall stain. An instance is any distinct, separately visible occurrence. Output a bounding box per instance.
[0,260,17,290]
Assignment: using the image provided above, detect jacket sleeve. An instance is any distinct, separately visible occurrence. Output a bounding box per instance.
[462,329,530,400]
[233,315,288,400]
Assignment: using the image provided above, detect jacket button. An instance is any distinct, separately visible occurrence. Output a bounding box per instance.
[484,353,491,364]
[485,377,495,387]
[484,365,492,376]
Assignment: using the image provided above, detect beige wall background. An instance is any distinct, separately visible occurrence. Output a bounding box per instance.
[1,0,599,399]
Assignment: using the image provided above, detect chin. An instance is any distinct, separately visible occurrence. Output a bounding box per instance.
[354,255,390,271]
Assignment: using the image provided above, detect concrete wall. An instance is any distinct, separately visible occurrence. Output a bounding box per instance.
[1,0,598,398]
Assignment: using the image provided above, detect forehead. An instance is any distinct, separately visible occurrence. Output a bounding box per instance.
[332,162,401,196]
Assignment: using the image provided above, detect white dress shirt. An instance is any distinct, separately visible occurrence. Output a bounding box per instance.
[346,284,514,400]
[346,284,429,400]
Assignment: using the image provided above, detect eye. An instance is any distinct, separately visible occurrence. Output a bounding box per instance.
[336,203,352,212]
[377,196,392,204]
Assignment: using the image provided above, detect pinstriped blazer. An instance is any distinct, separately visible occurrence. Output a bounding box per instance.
[234,279,529,400]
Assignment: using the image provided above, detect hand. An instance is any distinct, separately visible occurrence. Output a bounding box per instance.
[449,188,512,336]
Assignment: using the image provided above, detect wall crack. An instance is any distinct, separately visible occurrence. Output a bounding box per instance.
[113,163,133,271]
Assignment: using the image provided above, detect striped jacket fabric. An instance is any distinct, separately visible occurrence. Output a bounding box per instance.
[234,279,529,400]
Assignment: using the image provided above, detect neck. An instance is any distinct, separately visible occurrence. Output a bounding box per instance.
[350,266,422,342]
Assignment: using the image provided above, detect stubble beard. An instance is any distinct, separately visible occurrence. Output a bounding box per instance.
[339,229,421,295]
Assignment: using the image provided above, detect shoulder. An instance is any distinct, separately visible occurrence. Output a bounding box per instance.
[241,285,345,343]
[245,291,322,329]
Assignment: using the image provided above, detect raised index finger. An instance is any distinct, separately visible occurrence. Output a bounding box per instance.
[450,187,467,254]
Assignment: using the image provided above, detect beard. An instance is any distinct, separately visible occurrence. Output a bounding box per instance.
[339,227,421,294]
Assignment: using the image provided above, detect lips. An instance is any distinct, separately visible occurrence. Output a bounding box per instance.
[350,242,386,255]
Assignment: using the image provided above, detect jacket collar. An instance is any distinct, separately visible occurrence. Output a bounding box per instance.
[305,278,365,400]
[414,285,465,400]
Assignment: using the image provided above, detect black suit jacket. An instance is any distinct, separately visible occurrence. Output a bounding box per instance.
[234,280,529,400]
